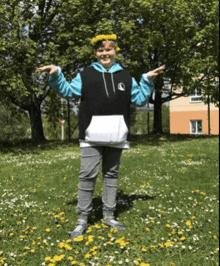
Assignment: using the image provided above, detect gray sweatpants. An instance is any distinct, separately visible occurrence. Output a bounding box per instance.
[77,146,122,221]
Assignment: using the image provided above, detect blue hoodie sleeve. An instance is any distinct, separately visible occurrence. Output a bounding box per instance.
[131,73,154,107]
[48,69,82,99]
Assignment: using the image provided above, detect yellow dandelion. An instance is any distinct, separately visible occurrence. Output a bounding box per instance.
[94,224,101,229]
[164,241,175,248]
[85,253,92,259]
[88,235,94,242]
[90,246,98,252]
[186,220,192,226]
[145,227,151,232]
[142,246,147,252]
[87,227,92,233]
[65,244,73,251]
[58,242,65,248]
[53,254,65,261]
[171,230,176,235]
[73,235,84,242]
[102,224,108,228]
[91,34,117,45]
[45,228,51,232]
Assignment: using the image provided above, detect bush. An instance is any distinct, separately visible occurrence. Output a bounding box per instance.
[130,105,170,134]
[0,103,30,141]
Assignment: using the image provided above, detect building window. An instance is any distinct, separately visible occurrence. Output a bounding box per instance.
[190,88,202,102]
[190,120,203,134]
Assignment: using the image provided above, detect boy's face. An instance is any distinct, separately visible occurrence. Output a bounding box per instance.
[96,40,117,69]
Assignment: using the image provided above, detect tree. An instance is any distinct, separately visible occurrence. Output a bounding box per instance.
[0,0,62,143]
[110,0,219,133]
[1,0,218,140]
[0,98,29,141]
[55,0,219,133]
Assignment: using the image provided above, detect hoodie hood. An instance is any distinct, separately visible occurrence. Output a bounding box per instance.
[91,62,123,73]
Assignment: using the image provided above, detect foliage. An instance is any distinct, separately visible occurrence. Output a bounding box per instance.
[162,105,170,133]
[131,105,169,135]
[0,102,30,141]
[0,0,219,139]
[0,136,219,265]
[130,109,153,135]
[0,0,62,142]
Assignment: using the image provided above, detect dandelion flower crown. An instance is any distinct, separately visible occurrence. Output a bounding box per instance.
[91,34,120,52]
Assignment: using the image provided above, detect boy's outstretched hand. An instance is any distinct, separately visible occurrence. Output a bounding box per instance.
[150,65,166,77]
[36,65,57,75]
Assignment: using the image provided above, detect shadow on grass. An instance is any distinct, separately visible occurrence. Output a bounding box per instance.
[67,190,155,225]
[0,134,217,154]
[130,133,217,147]
[0,138,79,155]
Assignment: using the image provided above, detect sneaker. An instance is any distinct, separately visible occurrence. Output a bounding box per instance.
[103,218,125,231]
[69,220,88,240]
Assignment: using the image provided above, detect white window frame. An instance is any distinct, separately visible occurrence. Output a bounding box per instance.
[190,88,202,103]
[190,120,203,135]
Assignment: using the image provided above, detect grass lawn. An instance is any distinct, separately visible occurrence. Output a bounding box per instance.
[0,135,219,266]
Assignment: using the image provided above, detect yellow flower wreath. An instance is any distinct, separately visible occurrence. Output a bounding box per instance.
[91,34,120,51]
[91,34,117,45]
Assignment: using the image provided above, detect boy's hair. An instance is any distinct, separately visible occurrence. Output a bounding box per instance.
[94,40,119,51]
[91,34,120,52]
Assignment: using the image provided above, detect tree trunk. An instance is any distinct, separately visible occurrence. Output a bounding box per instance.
[153,78,163,134]
[27,94,45,144]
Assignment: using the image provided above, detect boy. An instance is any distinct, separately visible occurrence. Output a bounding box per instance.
[36,34,165,240]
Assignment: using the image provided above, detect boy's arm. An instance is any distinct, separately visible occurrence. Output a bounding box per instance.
[36,65,82,98]
[131,72,154,107]
[131,65,165,107]
[48,67,82,98]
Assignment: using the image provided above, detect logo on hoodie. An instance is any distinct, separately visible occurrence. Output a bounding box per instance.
[118,82,125,91]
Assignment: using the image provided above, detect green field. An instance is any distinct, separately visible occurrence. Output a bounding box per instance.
[0,135,219,266]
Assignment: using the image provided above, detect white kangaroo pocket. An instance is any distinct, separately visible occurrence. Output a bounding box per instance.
[85,115,129,143]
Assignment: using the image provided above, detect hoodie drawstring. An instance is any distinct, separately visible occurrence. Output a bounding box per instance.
[102,72,116,97]
[102,72,109,97]
[111,73,116,94]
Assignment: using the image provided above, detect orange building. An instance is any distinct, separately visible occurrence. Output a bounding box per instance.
[170,89,219,135]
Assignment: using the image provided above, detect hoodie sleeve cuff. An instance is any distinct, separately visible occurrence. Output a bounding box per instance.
[49,66,61,82]
[51,66,61,77]
[143,72,154,82]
